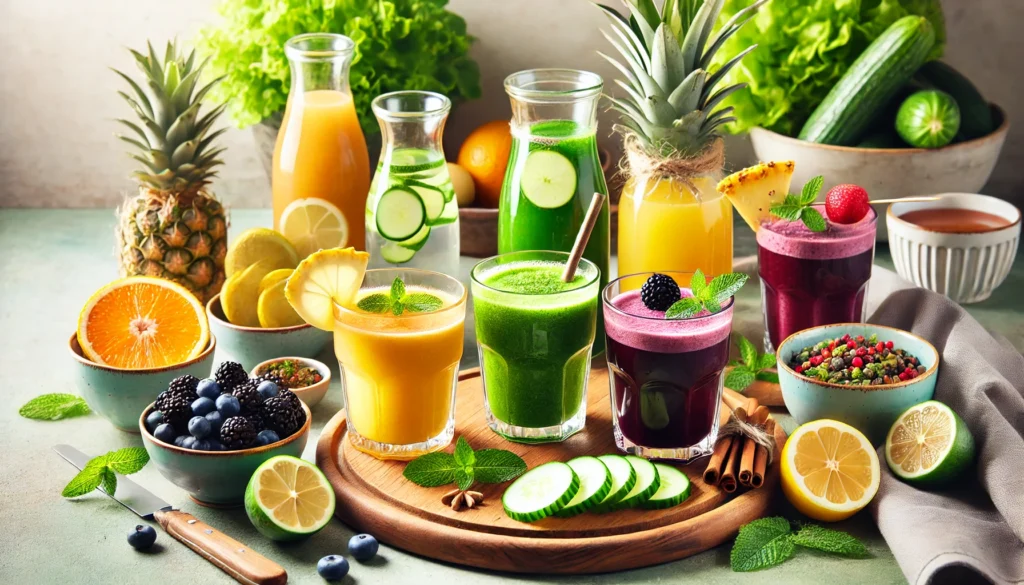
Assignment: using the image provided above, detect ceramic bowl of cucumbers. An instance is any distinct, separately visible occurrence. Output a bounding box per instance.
[749,15,1009,241]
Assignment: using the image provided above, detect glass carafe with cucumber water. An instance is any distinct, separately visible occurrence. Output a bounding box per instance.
[498,69,610,352]
[366,91,459,275]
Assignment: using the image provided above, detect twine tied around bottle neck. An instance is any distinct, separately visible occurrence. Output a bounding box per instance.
[718,415,776,464]
[619,132,726,196]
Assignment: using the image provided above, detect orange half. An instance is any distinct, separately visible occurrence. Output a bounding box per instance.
[77,276,210,369]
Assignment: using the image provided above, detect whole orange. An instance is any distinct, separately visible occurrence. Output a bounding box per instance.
[457,120,513,209]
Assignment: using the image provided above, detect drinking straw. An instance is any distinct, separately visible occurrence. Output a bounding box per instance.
[871,195,941,204]
[561,192,607,283]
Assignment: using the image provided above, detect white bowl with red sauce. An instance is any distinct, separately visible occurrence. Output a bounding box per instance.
[887,193,1020,303]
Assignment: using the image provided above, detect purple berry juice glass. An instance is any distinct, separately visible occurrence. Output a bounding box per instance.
[603,273,733,462]
[757,206,877,352]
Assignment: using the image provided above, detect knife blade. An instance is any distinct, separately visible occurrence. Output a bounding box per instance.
[53,445,287,585]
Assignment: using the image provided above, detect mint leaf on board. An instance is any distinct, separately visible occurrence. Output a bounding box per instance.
[709,273,749,305]
[801,207,827,232]
[453,436,475,469]
[61,461,106,498]
[800,175,824,205]
[758,353,777,370]
[730,516,795,572]
[357,294,392,314]
[403,452,459,487]
[689,269,707,300]
[725,369,756,393]
[403,293,443,314]
[756,371,780,384]
[665,297,703,319]
[793,525,868,557]
[724,334,777,392]
[19,393,91,421]
[390,277,406,301]
[455,467,474,491]
[103,447,149,475]
[473,449,527,484]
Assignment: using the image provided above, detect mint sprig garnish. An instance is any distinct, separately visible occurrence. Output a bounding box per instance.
[770,175,827,232]
[403,436,527,490]
[731,517,867,572]
[357,277,444,316]
[20,393,91,421]
[725,334,779,392]
[61,447,149,498]
[665,270,748,319]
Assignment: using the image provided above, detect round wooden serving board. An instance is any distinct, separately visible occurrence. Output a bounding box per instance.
[315,364,786,574]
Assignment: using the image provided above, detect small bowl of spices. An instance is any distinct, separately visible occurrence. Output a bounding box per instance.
[251,357,331,409]
[777,323,939,444]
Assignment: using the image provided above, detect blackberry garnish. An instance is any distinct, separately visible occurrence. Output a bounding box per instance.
[262,396,304,437]
[220,416,257,450]
[640,273,681,312]
[232,380,263,414]
[214,361,249,392]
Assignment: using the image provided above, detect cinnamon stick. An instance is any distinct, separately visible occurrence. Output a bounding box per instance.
[738,437,758,487]
[720,438,742,493]
[722,388,747,412]
[702,436,734,486]
[751,419,776,489]
[750,406,770,425]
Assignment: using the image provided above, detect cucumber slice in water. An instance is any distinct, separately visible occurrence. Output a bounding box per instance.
[593,455,637,512]
[406,181,445,222]
[555,457,613,518]
[375,187,425,241]
[380,241,416,264]
[614,456,661,509]
[521,150,577,209]
[397,224,431,251]
[640,464,691,510]
[503,461,580,523]
[387,148,445,175]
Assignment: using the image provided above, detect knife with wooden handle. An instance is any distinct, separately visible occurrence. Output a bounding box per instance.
[53,444,287,585]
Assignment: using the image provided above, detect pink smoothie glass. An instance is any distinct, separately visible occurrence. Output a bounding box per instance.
[603,273,733,462]
[757,206,877,352]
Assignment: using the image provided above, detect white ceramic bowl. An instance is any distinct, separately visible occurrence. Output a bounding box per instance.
[749,105,1009,241]
[250,356,332,409]
[887,193,1021,303]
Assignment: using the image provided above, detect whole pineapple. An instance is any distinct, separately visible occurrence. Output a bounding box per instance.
[114,41,229,304]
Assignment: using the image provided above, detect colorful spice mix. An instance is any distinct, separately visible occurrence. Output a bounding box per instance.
[787,333,927,386]
[255,359,323,389]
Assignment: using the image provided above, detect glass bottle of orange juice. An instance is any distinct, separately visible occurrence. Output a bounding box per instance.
[273,34,370,257]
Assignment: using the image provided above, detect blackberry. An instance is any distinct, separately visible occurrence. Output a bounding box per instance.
[253,372,283,387]
[262,396,304,437]
[232,380,263,414]
[155,391,193,429]
[214,361,249,392]
[220,416,257,450]
[166,375,200,402]
[243,412,266,433]
[640,273,681,312]
[277,388,302,411]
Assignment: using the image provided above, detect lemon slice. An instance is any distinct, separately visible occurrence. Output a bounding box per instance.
[221,260,274,327]
[225,228,299,277]
[280,198,350,259]
[259,268,293,296]
[258,279,304,328]
[780,419,880,522]
[285,247,369,331]
[244,456,336,541]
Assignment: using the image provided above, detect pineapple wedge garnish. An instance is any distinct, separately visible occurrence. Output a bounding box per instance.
[285,248,369,331]
[717,161,796,232]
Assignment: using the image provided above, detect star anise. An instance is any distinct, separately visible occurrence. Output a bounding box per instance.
[441,488,484,511]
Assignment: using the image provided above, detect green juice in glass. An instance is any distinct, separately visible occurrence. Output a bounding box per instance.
[471,252,600,443]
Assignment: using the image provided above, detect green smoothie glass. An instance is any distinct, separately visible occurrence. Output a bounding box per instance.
[471,251,600,443]
[498,69,610,353]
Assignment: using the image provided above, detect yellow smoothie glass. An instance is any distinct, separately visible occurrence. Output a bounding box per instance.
[333,268,466,460]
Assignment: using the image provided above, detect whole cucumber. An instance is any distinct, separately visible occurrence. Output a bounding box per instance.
[799,16,936,146]
[916,61,994,140]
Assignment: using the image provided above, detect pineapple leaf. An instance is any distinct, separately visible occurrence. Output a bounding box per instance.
[170,140,199,169]
[183,48,196,73]
[117,135,152,153]
[111,69,154,119]
[679,0,720,76]
[651,23,685,90]
[129,49,160,83]
[662,0,684,44]
[626,0,660,32]
[700,0,766,69]
[115,119,151,145]
[705,106,734,125]
[703,83,745,114]
[130,155,165,175]
[194,128,228,158]
[164,105,201,152]
[601,11,651,73]
[164,61,182,98]
[613,80,647,114]
[668,69,706,114]
[705,46,756,98]
[647,94,682,126]
[614,120,653,146]
[192,75,226,108]
[147,41,162,79]
[163,41,176,71]
[598,52,641,90]
[146,79,174,131]
[596,3,628,24]
[623,2,656,50]
[117,92,153,124]
[171,68,203,113]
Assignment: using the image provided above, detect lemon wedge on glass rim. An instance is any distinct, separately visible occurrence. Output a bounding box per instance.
[285,247,369,331]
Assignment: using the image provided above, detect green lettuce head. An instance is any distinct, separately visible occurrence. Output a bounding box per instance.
[712,0,945,136]
[196,0,481,134]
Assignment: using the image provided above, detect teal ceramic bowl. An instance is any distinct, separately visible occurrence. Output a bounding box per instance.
[206,293,332,371]
[139,400,311,507]
[776,323,939,444]
[69,333,216,432]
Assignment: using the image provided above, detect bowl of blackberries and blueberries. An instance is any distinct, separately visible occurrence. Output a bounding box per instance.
[139,361,311,507]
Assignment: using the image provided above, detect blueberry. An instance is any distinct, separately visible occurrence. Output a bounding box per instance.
[255,430,280,446]
[215,394,241,417]
[317,555,349,581]
[207,439,224,451]
[348,533,379,562]
[191,396,216,417]
[180,436,197,449]
[173,435,188,447]
[191,439,211,450]
[257,380,280,400]
[205,411,224,433]
[196,378,222,399]
[127,524,157,550]
[153,423,177,444]
[145,411,164,433]
[188,416,211,439]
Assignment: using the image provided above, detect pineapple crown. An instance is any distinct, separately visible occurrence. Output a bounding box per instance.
[598,0,765,158]
[113,41,227,194]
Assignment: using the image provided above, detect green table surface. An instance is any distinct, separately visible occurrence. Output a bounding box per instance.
[2,209,1020,585]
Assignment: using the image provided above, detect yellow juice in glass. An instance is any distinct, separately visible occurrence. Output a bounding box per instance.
[333,269,466,459]
[617,177,733,282]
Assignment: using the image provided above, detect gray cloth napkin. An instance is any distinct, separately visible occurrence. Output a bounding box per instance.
[867,288,1024,585]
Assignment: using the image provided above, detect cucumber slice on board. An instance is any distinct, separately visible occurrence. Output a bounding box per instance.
[613,456,661,509]
[375,187,425,241]
[521,150,577,209]
[380,241,416,264]
[397,224,431,251]
[503,462,580,523]
[593,455,637,512]
[640,464,691,510]
[406,182,446,222]
[554,457,613,518]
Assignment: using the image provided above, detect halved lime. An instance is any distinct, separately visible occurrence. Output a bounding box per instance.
[244,456,336,541]
[885,400,975,486]
[521,150,577,209]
